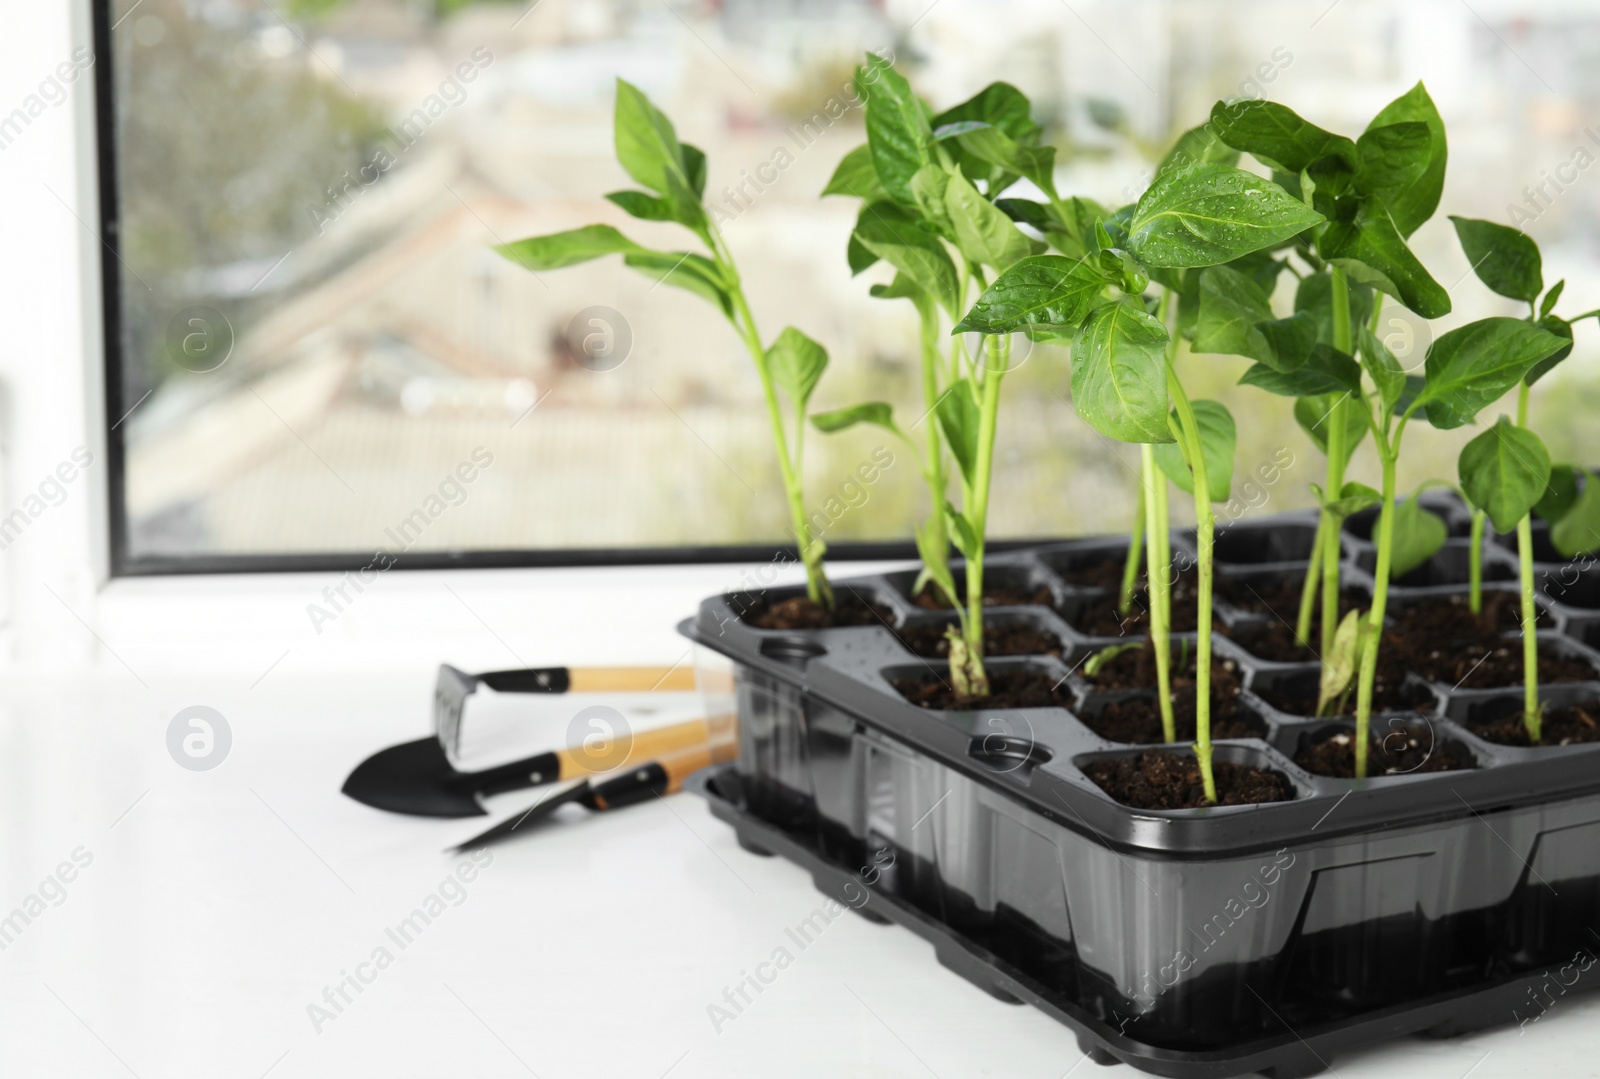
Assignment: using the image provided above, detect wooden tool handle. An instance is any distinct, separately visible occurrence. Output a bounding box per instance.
[567,666,698,693]
[590,742,721,809]
[553,714,736,781]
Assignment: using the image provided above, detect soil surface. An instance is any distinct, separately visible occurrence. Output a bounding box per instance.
[913,581,1054,610]
[896,621,1063,659]
[1293,723,1475,777]
[1067,569,1200,637]
[1053,555,1127,590]
[1470,701,1600,747]
[1216,575,1365,623]
[1392,591,1546,642]
[745,592,894,629]
[1252,645,1420,718]
[892,667,1071,711]
[1085,749,1292,809]
[1078,640,1240,694]
[1223,621,1318,664]
[1080,695,1261,745]
[1400,637,1597,689]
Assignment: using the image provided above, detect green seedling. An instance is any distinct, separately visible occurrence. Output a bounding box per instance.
[496,81,837,607]
[815,58,1068,699]
[1083,641,1142,679]
[956,143,1320,800]
[1450,216,1600,740]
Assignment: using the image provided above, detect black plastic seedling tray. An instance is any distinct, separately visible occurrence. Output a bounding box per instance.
[680,508,1600,1078]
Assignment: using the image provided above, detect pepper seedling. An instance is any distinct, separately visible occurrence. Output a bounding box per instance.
[1206,85,1450,673]
[958,150,1321,800]
[813,58,1053,699]
[496,81,838,608]
[1450,215,1600,740]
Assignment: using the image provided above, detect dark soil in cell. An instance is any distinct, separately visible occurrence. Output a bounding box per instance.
[1085,749,1292,809]
[913,581,1054,610]
[1079,640,1240,695]
[1470,701,1600,747]
[1056,555,1127,590]
[1253,646,1420,718]
[1400,637,1597,689]
[1081,695,1262,745]
[1223,621,1318,664]
[746,592,893,629]
[1391,591,1546,642]
[1293,723,1475,778]
[1069,569,1200,636]
[1216,574,1365,624]
[896,621,1063,659]
[892,667,1070,711]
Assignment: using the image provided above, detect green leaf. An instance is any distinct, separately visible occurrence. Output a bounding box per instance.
[944,503,979,559]
[1458,417,1552,533]
[1157,122,1240,177]
[1417,318,1569,429]
[847,233,879,275]
[853,201,960,315]
[1355,121,1433,218]
[1084,641,1142,678]
[1052,196,1111,259]
[1239,344,1361,397]
[915,518,958,602]
[605,190,675,221]
[811,402,907,444]
[944,170,1045,270]
[1526,314,1575,386]
[953,254,1110,335]
[909,164,952,232]
[936,379,981,486]
[1208,99,1359,174]
[1383,495,1450,577]
[1552,472,1600,557]
[1227,248,1289,294]
[994,197,1053,232]
[1318,480,1381,519]
[822,143,887,202]
[859,54,932,206]
[1366,82,1447,236]
[1536,464,1580,523]
[680,142,707,199]
[1449,216,1542,303]
[1541,279,1566,320]
[613,80,702,227]
[1192,265,1274,360]
[1070,301,1175,444]
[1319,200,1450,318]
[621,251,732,316]
[1256,313,1318,370]
[949,124,1056,196]
[1357,324,1407,413]
[1294,393,1368,467]
[766,327,828,408]
[496,225,646,271]
[930,82,1039,142]
[1318,608,1364,717]
[1152,399,1235,502]
[1128,163,1324,268]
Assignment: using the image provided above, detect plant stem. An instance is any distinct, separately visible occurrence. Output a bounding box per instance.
[960,335,1007,698]
[1119,463,1146,617]
[917,303,952,604]
[1353,428,1401,779]
[1141,442,1175,743]
[1163,355,1217,804]
[710,229,831,607]
[1468,508,1486,616]
[1295,515,1325,648]
[1320,266,1354,658]
[1516,381,1542,741]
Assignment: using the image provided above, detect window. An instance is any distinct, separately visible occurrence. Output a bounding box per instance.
[98,0,1600,575]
